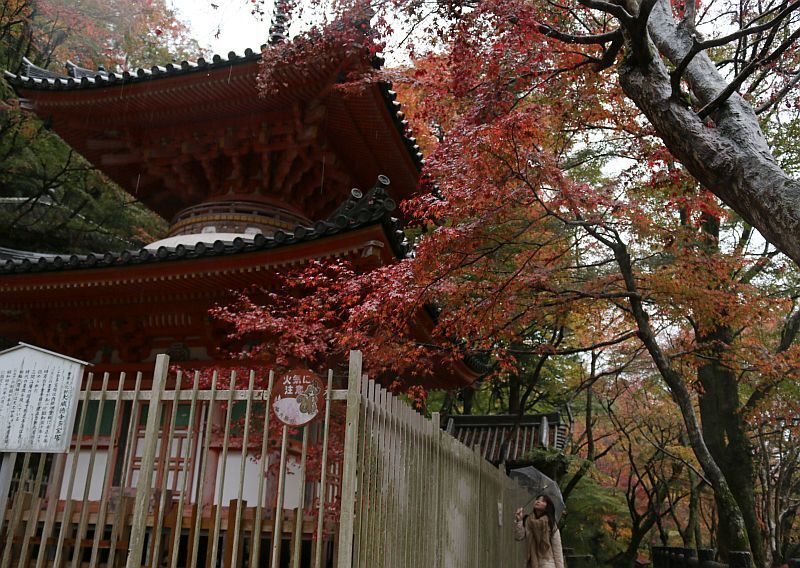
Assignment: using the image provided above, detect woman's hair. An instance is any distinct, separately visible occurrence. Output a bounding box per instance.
[533,494,557,534]
[526,494,557,557]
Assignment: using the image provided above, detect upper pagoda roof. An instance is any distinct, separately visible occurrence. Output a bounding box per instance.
[4,48,423,223]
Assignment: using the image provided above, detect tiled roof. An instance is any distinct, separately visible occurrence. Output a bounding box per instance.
[0,176,408,276]
[446,413,568,464]
[0,247,57,261]
[5,53,424,171]
[6,50,263,89]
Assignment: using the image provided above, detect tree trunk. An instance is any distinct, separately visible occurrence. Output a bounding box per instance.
[509,376,521,415]
[612,243,751,556]
[779,507,798,561]
[692,214,764,566]
[562,388,594,501]
[697,344,764,565]
[462,387,475,415]
[614,526,651,568]
[684,471,699,547]
[618,0,800,267]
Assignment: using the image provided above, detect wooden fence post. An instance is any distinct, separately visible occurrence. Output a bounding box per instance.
[473,444,482,568]
[684,547,698,568]
[697,549,716,566]
[0,453,17,525]
[313,370,333,568]
[125,354,169,568]
[431,412,441,568]
[336,350,363,568]
[666,547,675,568]
[651,546,662,568]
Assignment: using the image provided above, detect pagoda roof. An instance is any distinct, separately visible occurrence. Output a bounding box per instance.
[0,179,483,388]
[4,50,423,223]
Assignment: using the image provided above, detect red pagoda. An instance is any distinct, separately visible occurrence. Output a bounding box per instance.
[0,26,479,388]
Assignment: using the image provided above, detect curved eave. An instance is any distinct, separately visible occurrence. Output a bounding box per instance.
[0,224,398,300]
[0,189,407,276]
[7,49,262,93]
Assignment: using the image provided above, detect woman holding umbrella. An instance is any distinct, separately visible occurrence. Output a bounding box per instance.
[515,495,565,568]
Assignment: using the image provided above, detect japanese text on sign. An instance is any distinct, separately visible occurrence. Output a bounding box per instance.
[271,370,325,427]
[0,345,85,453]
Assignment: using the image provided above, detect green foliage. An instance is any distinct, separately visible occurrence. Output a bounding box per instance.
[559,470,630,566]
[766,116,800,177]
[0,82,166,252]
[522,447,571,479]
[0,0,186,253]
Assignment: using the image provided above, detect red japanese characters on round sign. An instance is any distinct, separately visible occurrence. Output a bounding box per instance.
[270,370,325,427]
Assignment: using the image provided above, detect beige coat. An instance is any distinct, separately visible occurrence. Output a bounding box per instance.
[514,514,565,568]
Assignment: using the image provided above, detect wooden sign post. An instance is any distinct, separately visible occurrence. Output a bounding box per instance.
[269,369,325,567]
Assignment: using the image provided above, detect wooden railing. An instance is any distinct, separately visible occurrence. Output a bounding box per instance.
[651,547,752,568]
[1,351,533,567]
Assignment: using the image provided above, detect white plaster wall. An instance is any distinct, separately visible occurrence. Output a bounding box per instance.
[215,453,303,509]
[59,450,109,500]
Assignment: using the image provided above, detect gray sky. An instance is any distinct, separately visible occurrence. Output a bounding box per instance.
[169,0,273,56]
[169,0,407,64]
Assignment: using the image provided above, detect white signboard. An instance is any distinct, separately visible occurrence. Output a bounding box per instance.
[0,343,87,453]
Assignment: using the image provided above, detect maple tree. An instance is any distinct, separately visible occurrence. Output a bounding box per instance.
[0,1,31,70]
[753,391,800,564]
[233,3,800,562]
[1,0,203,72]
[600,375,704,568]
[27,0,202,71]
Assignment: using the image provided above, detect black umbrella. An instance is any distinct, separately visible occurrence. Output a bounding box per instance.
[509,466,565,522]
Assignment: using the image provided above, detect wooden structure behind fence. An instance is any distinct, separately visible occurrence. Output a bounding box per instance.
[0,350,532,567]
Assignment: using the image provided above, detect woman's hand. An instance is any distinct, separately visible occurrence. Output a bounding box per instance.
[515,507,524,522]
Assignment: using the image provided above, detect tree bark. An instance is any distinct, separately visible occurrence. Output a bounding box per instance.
[562,388,594,501]
[509,376,521,415]
[686,470,701,548]
[617,0,800,267]
[462,387,475,415]
[697,336,764,565]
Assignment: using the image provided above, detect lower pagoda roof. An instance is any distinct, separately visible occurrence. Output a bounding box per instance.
[0,176,405,278]
[0,178,479,388]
